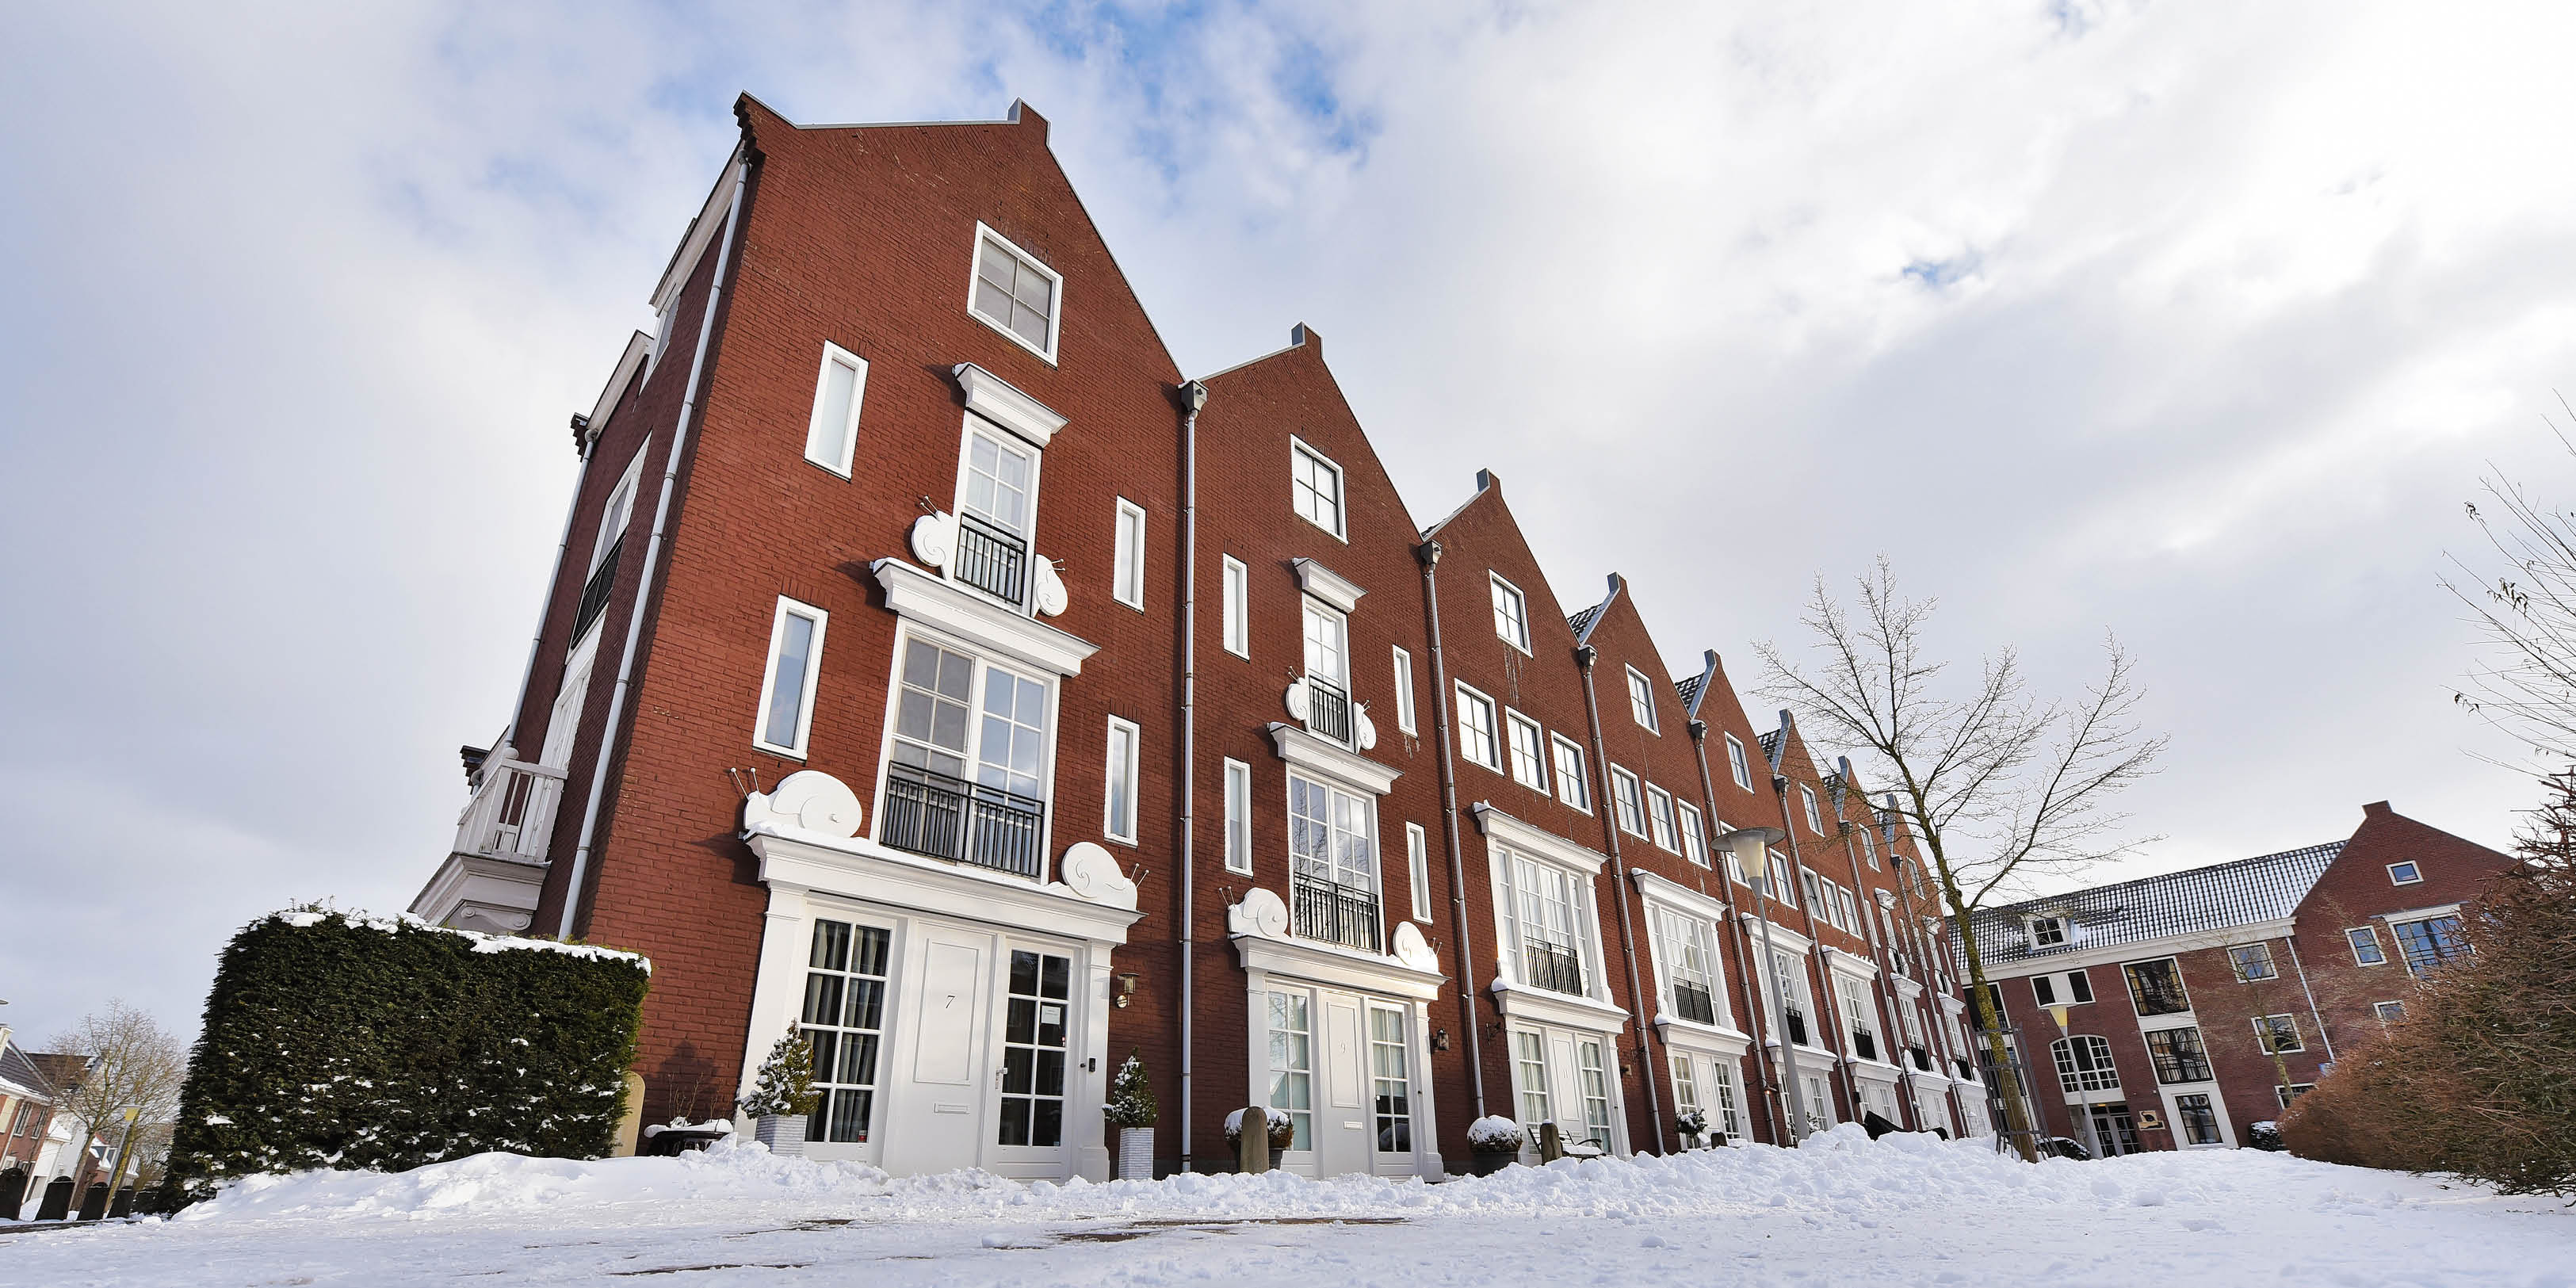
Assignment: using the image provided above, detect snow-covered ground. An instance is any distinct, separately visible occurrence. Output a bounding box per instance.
[3,1127,2566,1286]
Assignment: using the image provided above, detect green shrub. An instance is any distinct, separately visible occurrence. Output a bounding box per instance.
[161,908,650,1202]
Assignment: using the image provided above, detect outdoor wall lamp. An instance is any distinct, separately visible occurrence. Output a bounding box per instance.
[1114,973,1139,1008]
[1432,1029,1451,1052]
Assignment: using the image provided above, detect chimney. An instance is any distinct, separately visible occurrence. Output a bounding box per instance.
[2363,801,2392,818]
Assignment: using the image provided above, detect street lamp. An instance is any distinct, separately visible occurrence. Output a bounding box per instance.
[1721,826,1809,1141]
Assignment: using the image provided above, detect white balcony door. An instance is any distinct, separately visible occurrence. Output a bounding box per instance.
[1302,599,1347,689]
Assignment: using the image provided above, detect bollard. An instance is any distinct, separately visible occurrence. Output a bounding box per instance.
[612,1071,648,1158]
[1237,1106,1271,1175]
[1538,1122,1565,1163]
[77,1180,109,1221]
[36,1175,72,1221]
[0,1166,25,1221]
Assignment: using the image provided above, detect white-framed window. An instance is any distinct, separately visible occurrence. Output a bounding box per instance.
[2226,943,2277,982]
[1610,766,1647,837]
[2387,860,2423,885]
[2030,969,2094,1007]
[1111,499,1146,609]
[1859,827,1878,869]
[1498,847,1592,996]
[1670,1053,1701,1122]
[1708,1060,1744,1137]
[968,223,1061,361]
[1837,974,1875,1054]
[2275,1083,2316,1110]
[1799,869,1824,917]
[882,634,1053,873]
[1677,802,1708,866]
[1576,1040,1614,1144]
[1301,598,1352,745]
[1652,905,1723,1025]
[1287,774,1382,949]
[802,918,892,1144]
[2392,914,2467,975]
[1407,822,1431,923]
[2028,915,2068,949]
[2123,957,2192,1017]
[2345,926,2387,966]
[1506,710,1548,791]
[2252,1014,2304,1054]
[1513,1030,1552,1129]
[1626,666,1659,732]
[1266,990,1314,1151]
[1223,758,1253,873]
[1456,682,1503,772]
[802,342,869,476]
[954,419,1041,608]
[1768,851,1798,908]
[576,441,650,640]
[1390,646,1416,734]
[1550,734,1590,811]
[1724,733,1752,790]
[1768,949,1817,1047]
[1645,785,1680,852]
[2050,1034,2119,1092]
[753,597,828,758]
[1290,436,1346,540]
[1103,717,1140,843]
[1221,556,1249,658]
[1799,782,1824,834]
[1490,574,1531,653]
[2372,999,2406,1024]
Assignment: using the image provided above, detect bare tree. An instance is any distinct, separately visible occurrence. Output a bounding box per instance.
[48,999,188,1192]
[1758,559,2166,1162]
[2447,401,2576,767]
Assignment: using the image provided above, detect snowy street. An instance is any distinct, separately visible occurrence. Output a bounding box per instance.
[3,1128,2566,1287]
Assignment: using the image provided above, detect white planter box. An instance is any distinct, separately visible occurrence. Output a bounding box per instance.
[1117,1126,1153,1180]
[755,1114,807,1159]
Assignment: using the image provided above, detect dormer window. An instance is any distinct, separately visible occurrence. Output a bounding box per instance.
[2028,915,2067,948]
[1290,437,1346,540]
[969,225,1061,361]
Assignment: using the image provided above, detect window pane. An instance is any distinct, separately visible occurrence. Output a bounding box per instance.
[810,356,858,466]
[763,611,816,748]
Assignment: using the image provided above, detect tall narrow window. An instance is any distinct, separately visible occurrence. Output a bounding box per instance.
[1550,734,1590,811]
[1301,599,1354,743]
[1368,1004,1413,1154]
[1710,1061,1743,1137]
[754,598,827,758]
[1289,774,1380,952]
[1800,783,1824,833]
[803,342,868,476]
[1506,711,1548,790]
[1576,1039,1614,1144]
[1509,852,1586,996]
[1456,683,1502,771]
[969,224,1061,361]
[1645,785,1680,852]
[1104,717,1140,843]
[1221,556,1249,658]
[1290,438,1346,539]
[1490,574,1531,653]
[575,442,648,647]
[1112,499,1146,609]
[1513,1030,1552,1129]
[1859,828,1878,869]
[2173,1092,2222,1145]
[1223,759,1252,873]
[955,424,1038,606]
[802,919,890,1144]
[1390,646,1416,733]
[1611,766,1647,836]
[1407,822,1431,922]
[2345,926,2386,966]
[1677,802,1707,866]
[1266,991,1314,1151]
[1724,733,1752,790]
[1626,666,1659,732]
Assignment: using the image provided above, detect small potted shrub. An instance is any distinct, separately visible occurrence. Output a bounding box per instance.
[1466,1115,1524,1176]
[1105,1050,1157,1179]
[1675,1108,1709,1148]
[739,1025,821,1158]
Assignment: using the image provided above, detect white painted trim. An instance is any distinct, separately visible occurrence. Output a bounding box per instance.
[1267,721,1401,797]
[647,144,745,315]
[1625,665,1660,733]
[1629,867,1729,922]
[2385,860,2423,886]
[1103,716,1141,843]
[1453,680,1504,773]
[1489,571,1532,655]
[1472,803,1609,875]
[1221,556,1251,658]
[1549,732,1592,813]
[1222,758,1254,875]
[2344,924,2388,965]
[1112,498,1147,610]
[1406,822,1431,922]
[1736,912,1815,954]
[802,342,869,476]
[873,558,1099,677]
[1822,946,1879,981]
[964,224,1064,365]
[1489,980,1634,1031]
[1504,707,1548,791]
[583,331,653,445]
[1232,932,1447,1002]
[1292,557,1365,612]
[1722,732,1753,790]
[1972,915,2297,976]
[751,597,827,759]
[951,362,1068,448]
[1608,763,1648,837]
[1287,434,1349,542]
[1653,1014,1754,1056]
[748,831,1141,945]
[1389,645,1416,733]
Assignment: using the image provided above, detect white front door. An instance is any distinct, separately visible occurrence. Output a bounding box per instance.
[988,944,1076,1176]
[1365,1003,1418,1172]
[882,930,990,1175]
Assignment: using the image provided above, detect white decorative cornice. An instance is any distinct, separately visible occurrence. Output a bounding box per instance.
[873,557,1099,677]
[1489,979,1633,1031]
[1471,803,1608,875]
[1227,890,1447,1000]
[748,828,1141,946]
[1630,868,1732,921]
[1822,946,1879,980]
[1653,1014,1754,1057]
[1735,912,1814,954]
[1267,722,1401,796]
[952,363,1067,446]
[1292,558,1365,612]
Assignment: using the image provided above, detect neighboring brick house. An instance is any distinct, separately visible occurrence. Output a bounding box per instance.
[407,94,2002,1180]
[1959,802,2513,1155]
[0,1032,61,1172]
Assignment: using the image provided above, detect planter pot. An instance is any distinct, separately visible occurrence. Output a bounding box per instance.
[754,1114,807,1159]
[1117,1126,1154,1180]
[1464,1150,1517,1178]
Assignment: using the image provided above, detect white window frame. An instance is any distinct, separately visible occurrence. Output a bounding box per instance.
[1645,784,1680,852]
[1610,766,1648,837]
[1799,782,1824,834]
[1505,709,1548,791]
[1407,822,1431,923]
[1223,758,1253,873]
[2372,999,2406,1024]
[2028,915,2067,948]
[1111,499,1147,610]
[1221,556,1249,658]
[2387,861,2423,885]
[802,342,868,476]
[1550,734,1591,812]
[1490,573,1532,655]
[1724,733,1752,790]
[1103,716,1141,844]
[1288,434,1347,541]
[965,222,1062,362]
[1455,681,1504,773]
[2251,1014,2304,1055]
[1677,801,1708,866]
[871,625,1062,876]
[2345,925,2387,966]
[2227,942,2277,983]
[751,597,828,759]
[950,416,1045,612]
[1390,646,1416,734]
[1626,665,1659,732]
[1492,843,1609,1000]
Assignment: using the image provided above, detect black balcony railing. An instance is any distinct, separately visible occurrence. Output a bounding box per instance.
[572,535,623,644]
[1291,876,1382,953]
[1305,675,1352,743]
[1910,1045,1933,1072]
[1672,980,1717,1025]
[1783,1007,1810,1046]
[1523,939,1584,996]
[1853,1029,1878,1062]
[878,762,1044,878]
[954,512,1030,606]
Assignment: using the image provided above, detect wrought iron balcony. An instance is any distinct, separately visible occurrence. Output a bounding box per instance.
[1909,1045,1933,1072]
[954,511,1030,606]
[1304,674,1352,744]
[1672,980,1718,1026]
[572,535,623,644]
[878,762,1045,878]
[1783,1006,1810,1047]
[1290,876,1382,953]
[1523,939,1584,996]
[1852,1029,1878,1062]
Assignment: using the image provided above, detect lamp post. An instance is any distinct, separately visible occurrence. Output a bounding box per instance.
[106,1106,141,1205]
[1722,826,1808,1141]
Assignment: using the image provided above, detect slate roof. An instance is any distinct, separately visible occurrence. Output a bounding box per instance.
[1674,671,1705,713]
[0,1041,55,1103]
[1565,602,1605,641]
[1757,728,1783,761]
[1962,842,2344,969]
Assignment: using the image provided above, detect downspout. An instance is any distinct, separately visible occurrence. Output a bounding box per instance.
[1416,538,1488,1120]
[2283,934,2336,1063]
[556,152,749,939]
[496,415,598,762]
[1176,379,1208,1173]
[1686,717,1783,1145]
[1573,644,1664,1152]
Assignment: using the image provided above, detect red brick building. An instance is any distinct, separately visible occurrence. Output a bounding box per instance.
[410,95,1997,1179]
[1959,802,2512,1155]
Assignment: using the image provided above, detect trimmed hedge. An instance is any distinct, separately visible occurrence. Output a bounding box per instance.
[162,909,650,1201]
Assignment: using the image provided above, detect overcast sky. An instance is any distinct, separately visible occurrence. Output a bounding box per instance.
[6,2,2570,1046]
